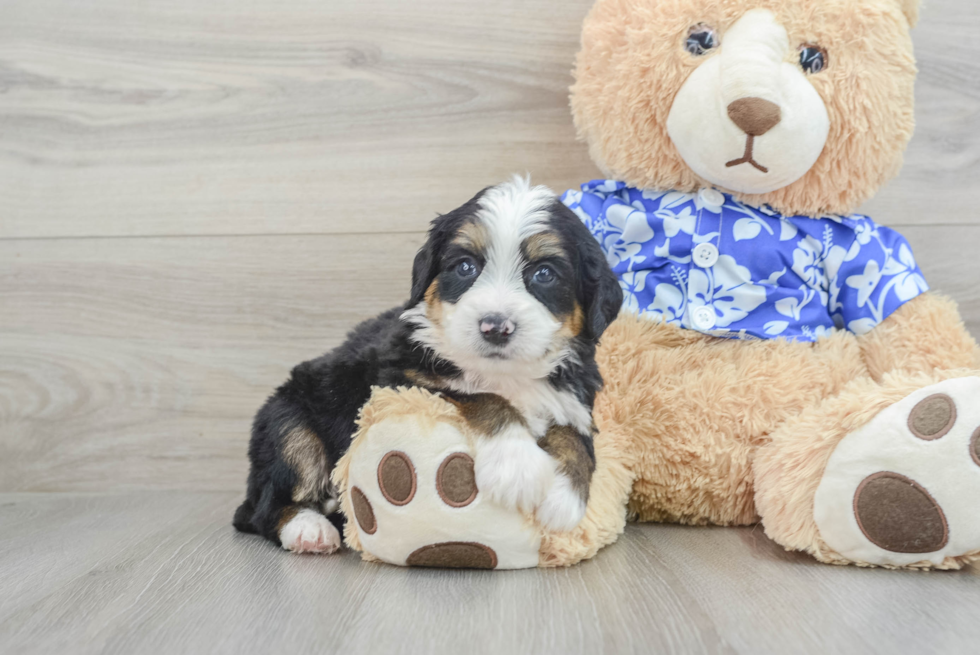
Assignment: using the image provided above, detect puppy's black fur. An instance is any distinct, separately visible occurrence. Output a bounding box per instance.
[233,188,622,548]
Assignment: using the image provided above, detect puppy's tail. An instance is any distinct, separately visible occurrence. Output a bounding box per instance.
[232,498,258,533]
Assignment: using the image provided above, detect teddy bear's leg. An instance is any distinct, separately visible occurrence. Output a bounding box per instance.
[857,293,980,378]
[754,369,980,569]
[591,314,870,528]
[755,294,980,569]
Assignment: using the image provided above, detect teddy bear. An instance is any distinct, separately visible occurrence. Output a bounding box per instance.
[334,0,980,570]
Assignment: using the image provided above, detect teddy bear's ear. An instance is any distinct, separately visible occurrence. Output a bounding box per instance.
[896,0,920,27]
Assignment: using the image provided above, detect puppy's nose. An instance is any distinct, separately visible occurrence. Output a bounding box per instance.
[727,97,781,136]
[479,314,517,346]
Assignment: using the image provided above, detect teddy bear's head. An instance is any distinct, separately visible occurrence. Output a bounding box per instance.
[570,0,920,216]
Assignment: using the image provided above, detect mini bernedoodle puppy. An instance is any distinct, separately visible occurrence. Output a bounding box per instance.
[233,177,623,554]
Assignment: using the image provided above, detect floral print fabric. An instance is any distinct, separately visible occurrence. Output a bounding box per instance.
[562,180,928,342]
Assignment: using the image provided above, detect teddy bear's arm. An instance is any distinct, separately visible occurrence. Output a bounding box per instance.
[856,293,980,380]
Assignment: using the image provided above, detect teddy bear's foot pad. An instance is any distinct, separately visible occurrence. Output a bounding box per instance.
[346,415,542,569]
[814,377,980,567]
[405,542,498,569]
[853,472,947,553]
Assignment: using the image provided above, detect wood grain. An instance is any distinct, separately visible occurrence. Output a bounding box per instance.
[0,492,977,655]
[0,232,422,491]
[861,8,980,225]
[2,0,979,239]
[0,0,601,239]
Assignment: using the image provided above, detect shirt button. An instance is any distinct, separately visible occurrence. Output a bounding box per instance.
[693,243,719,268]
[699,188,725,209]
[692,306,717,331]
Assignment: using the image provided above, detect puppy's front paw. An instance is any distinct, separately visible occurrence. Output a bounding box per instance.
[475,428,555,513]
[279,509,341,555]
[536,473,587,532]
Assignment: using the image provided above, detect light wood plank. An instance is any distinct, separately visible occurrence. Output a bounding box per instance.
[861,7,980,224]
[0,232,423,491]
[0,232,423,344]
[0,0,601,239]
[2,0,979,239]
[0,492,977,655]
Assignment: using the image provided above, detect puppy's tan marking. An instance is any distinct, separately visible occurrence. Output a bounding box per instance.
[537,424,595,501]
[450,393,527,436]
[452,220,490,255]
[423,279,443,327]
[282,426,332,503]
[522,232,567,262]
[404,368,448,389]
[558,302,585,339]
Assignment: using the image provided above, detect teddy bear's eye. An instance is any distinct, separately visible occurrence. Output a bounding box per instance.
[686,25,718,56]
[799,45,828,74]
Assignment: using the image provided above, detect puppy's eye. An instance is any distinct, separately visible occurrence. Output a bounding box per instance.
[532,265,556,285]
[455,258,480,278]
[686,25,718,56]
[799,45,827,74]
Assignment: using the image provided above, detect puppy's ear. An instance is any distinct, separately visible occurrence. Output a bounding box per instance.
[409,187,491,306]
[566,206,622,341]
[582,247,623,341]
[409,240,437,306]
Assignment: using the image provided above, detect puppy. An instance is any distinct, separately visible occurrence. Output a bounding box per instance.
[233,177,623,554]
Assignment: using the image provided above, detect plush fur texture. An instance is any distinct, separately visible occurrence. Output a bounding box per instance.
[593,311,867,527]
[571,0,918,216]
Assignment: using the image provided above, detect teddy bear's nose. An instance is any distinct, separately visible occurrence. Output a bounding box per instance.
[727,97,782,137]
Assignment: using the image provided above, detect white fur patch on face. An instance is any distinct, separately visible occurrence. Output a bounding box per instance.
[667,9,830,194]
[403,176,571,383]
[279,509,341,555]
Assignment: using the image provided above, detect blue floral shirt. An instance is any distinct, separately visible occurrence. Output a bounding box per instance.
[562,180,929,342]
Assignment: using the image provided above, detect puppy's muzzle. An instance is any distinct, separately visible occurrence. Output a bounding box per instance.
[479,314,517,347]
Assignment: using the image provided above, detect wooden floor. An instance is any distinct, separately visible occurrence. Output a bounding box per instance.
[1,0,980,653]
[0,493,978,655]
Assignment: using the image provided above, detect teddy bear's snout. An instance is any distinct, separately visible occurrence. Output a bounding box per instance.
[727,97,781,137]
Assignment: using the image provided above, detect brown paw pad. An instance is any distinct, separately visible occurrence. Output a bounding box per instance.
[908,394,957,441]
[972,427,980,468]
[378,451,416,505]
[437,453,478,507]
[406,542,498,569]
[351,486,376,535]
[853,472,949,554]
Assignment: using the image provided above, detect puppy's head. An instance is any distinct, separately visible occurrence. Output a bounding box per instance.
[403,177,622,380]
